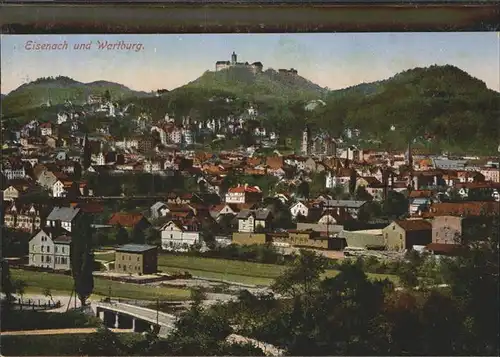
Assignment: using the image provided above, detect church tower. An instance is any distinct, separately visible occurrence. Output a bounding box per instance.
[301,125,311,156]
[231,51,237,65]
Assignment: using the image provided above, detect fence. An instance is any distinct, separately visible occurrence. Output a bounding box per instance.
[14,297,62,311]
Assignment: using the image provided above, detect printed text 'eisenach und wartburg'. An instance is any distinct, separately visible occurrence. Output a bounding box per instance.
[24,40,144,52]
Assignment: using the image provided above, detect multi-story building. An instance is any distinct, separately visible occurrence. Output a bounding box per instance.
[160,219,203,252]
[29,230,71,271]
[45,206,81,233]
[225,184,263,204]
[114,244,158,275]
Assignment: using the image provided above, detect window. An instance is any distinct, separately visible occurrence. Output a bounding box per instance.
[400,234,403,240]
[137,257,140,261]
[62,247,65,253]
[55,246,58,253]
[47,246,50,253]
[41,246,44,252]
[118,264,121,268]
[129,256,131,260]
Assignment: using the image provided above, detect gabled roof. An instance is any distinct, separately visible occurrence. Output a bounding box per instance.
[393,219,432,232]
[108,212,147,227]
[47,206,81,222]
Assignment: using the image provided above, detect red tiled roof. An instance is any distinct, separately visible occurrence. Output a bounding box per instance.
[108,213,145,227]
[228,185,261,193]
[426,201,500,217]
[409,190,434,198]
[394,219,432,231]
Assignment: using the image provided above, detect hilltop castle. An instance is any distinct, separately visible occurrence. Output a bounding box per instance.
[215,52,263,74]
[215,52,300,76]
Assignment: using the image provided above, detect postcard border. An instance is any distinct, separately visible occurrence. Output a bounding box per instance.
[1,3,499,33]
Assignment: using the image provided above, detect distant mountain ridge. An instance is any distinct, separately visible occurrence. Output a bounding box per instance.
[2,76,152,116]
[311,64,500,154]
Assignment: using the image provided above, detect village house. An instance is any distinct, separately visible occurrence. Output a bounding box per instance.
[45,206,82,233]
[479,167,500,183]
[3,203,43,233]
[325,168,355,191]
[431,214,496,246]
[115,244,158,275]
[39,122,53,136]
[290,201,309,219]
[2,179,34,201]
[108,212,151,232]
[382,219,432,251]
[236,208,273,233]
[320,200,367,220]
[29,230,71,271]
[150,201,169,220]
[160,219,203,252]
[275,229,337,250]
[225,184,263,204]
[1,160,27,180]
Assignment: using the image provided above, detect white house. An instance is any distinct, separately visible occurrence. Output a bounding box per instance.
[29,230,71,270]
[57,112,69,124]
[52,180,66,198]
[168,127,182,144]
[39,123,53,136]
[45,206,81,233]
[3,186,20,201]
[225,184,262,204]
[2,165,26,180]
[290,201,309,219]
[236,209,272,233]
[160,220,202,252]
[325,169,352,190]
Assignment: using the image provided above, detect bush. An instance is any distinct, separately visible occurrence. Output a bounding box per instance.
[1,310,101,331]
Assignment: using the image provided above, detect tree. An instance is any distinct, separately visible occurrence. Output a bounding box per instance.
[296,181,310,199]
[43,287,54,304]
[382,190,409,218]
[131,226,145,244]
[144,227,161,246]
[70,213,95,307]
[354,186,373,201]
[79,326,128,356]
[272,249,328,300]
[104,89,111,102]
[0,259,15,302]
[13,279,27,301]
[116,225,129,245]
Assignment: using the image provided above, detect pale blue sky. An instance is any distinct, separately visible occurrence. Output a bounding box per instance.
[1,33,499,94]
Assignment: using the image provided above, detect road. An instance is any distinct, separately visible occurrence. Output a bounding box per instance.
[1,328,130,336]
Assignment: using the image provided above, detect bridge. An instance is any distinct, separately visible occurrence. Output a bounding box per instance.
[92,300,178,336]
[92,299,285,355]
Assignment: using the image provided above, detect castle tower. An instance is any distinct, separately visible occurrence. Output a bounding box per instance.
[231,51,237,65]
[301,125,311,156]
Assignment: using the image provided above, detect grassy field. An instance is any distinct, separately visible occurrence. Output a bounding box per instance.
[10,269,191,301]
[0,333,144,356]
[96,253,399,286]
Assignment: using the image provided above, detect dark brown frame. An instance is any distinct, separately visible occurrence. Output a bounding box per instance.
[1,3,499,33]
